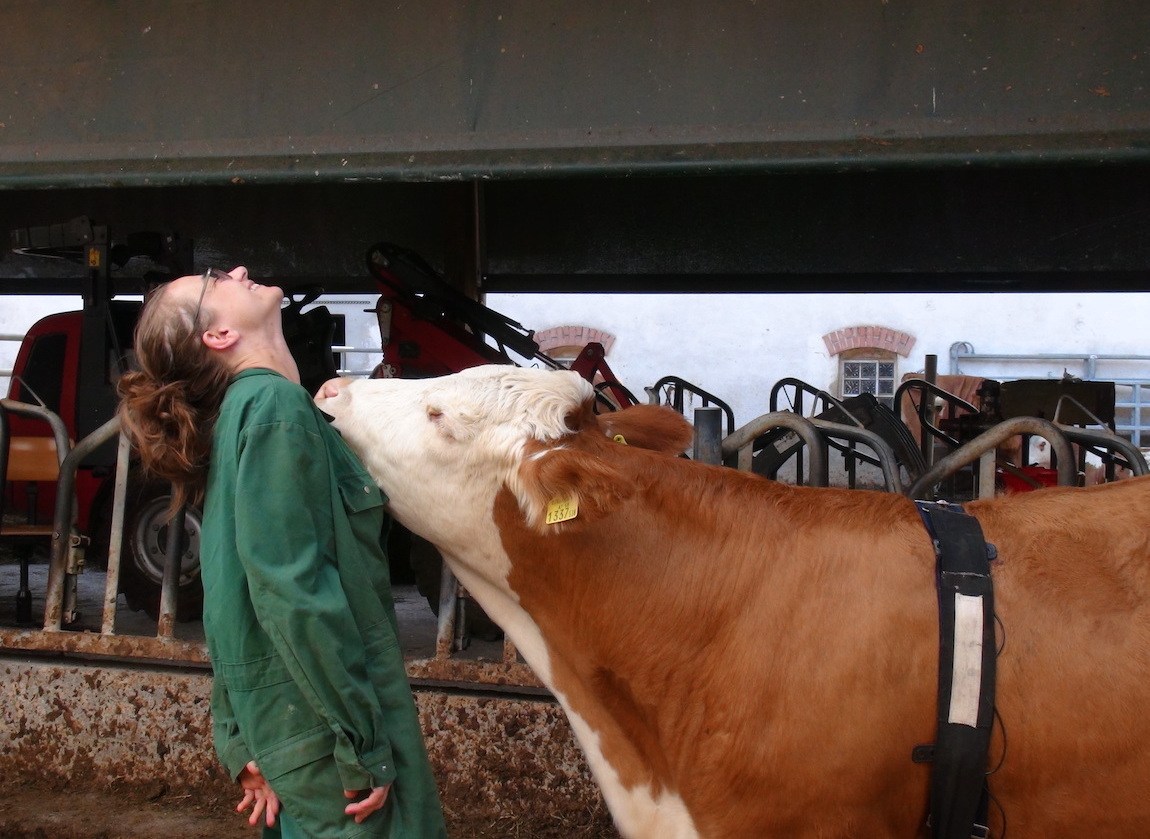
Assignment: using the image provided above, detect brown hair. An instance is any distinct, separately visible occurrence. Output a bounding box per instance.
[117,282,231,511]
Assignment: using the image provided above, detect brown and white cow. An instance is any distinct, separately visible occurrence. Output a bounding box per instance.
[317,365,1150,839]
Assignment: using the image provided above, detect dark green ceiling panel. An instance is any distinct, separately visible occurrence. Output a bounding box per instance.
[1,1,1148,187]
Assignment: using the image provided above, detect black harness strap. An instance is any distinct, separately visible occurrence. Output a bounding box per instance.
[914,501,997,839]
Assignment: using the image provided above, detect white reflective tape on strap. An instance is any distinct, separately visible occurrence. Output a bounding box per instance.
[948,592,984,728]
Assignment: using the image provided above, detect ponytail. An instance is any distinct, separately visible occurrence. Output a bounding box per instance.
[117,283,231,511]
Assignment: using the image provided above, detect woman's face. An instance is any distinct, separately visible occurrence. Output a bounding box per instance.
[198,266,283,327]
[170,266,284,329]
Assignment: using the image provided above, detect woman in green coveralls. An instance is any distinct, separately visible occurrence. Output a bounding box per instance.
[117,266,447,838]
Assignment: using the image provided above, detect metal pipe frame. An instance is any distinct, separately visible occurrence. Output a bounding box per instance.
[907,417,1076,500]
[1057,426,1149,478]
[808,419,904,493]
[0,407,211,664]
[722,412,829,486]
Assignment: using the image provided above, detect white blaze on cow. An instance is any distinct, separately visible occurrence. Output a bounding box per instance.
[317,365,1150,839]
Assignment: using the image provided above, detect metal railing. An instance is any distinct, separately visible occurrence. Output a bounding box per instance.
[0,332,24,388]
[332,344,383,378]
[4,379,1145,685]
[647,376,737,438]
[0,400,207,663]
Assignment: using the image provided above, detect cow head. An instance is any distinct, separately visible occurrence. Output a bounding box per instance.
[315,366,692,550]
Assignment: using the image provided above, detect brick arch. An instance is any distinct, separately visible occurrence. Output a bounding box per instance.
[534,325,616,355]
[822,325,916,357]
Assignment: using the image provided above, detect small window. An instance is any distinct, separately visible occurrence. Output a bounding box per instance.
[841,354,896,409]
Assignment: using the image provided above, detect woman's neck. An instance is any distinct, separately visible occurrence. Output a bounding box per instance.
[227,338,301,385]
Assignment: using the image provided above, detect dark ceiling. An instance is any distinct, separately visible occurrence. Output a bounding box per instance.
[1,2,1148,294]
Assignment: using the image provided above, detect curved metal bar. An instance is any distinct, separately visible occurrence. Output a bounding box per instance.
[722,412,828,487]
[1052,393,1111,429]
[907,417,1075,499]
[649,375,737,438]
[1,399,78,629]
[0,399,71,465]
[768,377,865,429]
[894,377,979,416]
[809,419,904,493]
[893,377,979,451]
[43,415,121,631]
[1057,425,1148,477]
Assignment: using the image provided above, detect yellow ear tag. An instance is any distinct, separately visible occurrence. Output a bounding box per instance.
[613,434,628,445]
[545,495,579,525]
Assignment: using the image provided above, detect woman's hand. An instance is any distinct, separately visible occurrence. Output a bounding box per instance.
[237,760,280,828]
[344,784,391,823]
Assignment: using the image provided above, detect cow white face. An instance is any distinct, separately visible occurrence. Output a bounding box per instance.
[315,365,593,557]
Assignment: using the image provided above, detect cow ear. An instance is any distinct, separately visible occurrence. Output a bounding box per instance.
[596,405,693,455]
[514,447,633,533]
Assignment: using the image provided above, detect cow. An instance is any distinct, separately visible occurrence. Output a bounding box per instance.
[316,365,1150,839]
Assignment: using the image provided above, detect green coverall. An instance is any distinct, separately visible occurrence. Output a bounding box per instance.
[200,369,446,838]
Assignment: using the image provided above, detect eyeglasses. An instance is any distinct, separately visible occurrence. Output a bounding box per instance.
[193,267,231,325]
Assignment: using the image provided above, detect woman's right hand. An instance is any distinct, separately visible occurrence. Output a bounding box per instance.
[344,784,391,823]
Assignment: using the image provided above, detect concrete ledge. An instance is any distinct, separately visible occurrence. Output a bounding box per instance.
[0,655,613,836]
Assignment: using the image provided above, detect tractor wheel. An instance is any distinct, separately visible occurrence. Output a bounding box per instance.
[119,475,204,622]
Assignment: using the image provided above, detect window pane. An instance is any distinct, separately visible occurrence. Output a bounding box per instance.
[841,354,898,405]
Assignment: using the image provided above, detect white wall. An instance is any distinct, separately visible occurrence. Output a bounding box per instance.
[6,290,1150,436]
[487,291,1150,431]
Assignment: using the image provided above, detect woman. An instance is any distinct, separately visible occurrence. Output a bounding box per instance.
[118,266,446,838]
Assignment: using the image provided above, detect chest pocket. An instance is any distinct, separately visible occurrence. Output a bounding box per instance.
[338,473,385,515]
[324,421,387,516]
[330,446,391,573]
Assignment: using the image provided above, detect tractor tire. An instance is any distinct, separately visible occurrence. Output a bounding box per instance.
[120,475,204,622]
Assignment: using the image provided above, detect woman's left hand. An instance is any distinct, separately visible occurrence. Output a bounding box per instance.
[237,760,280,828]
